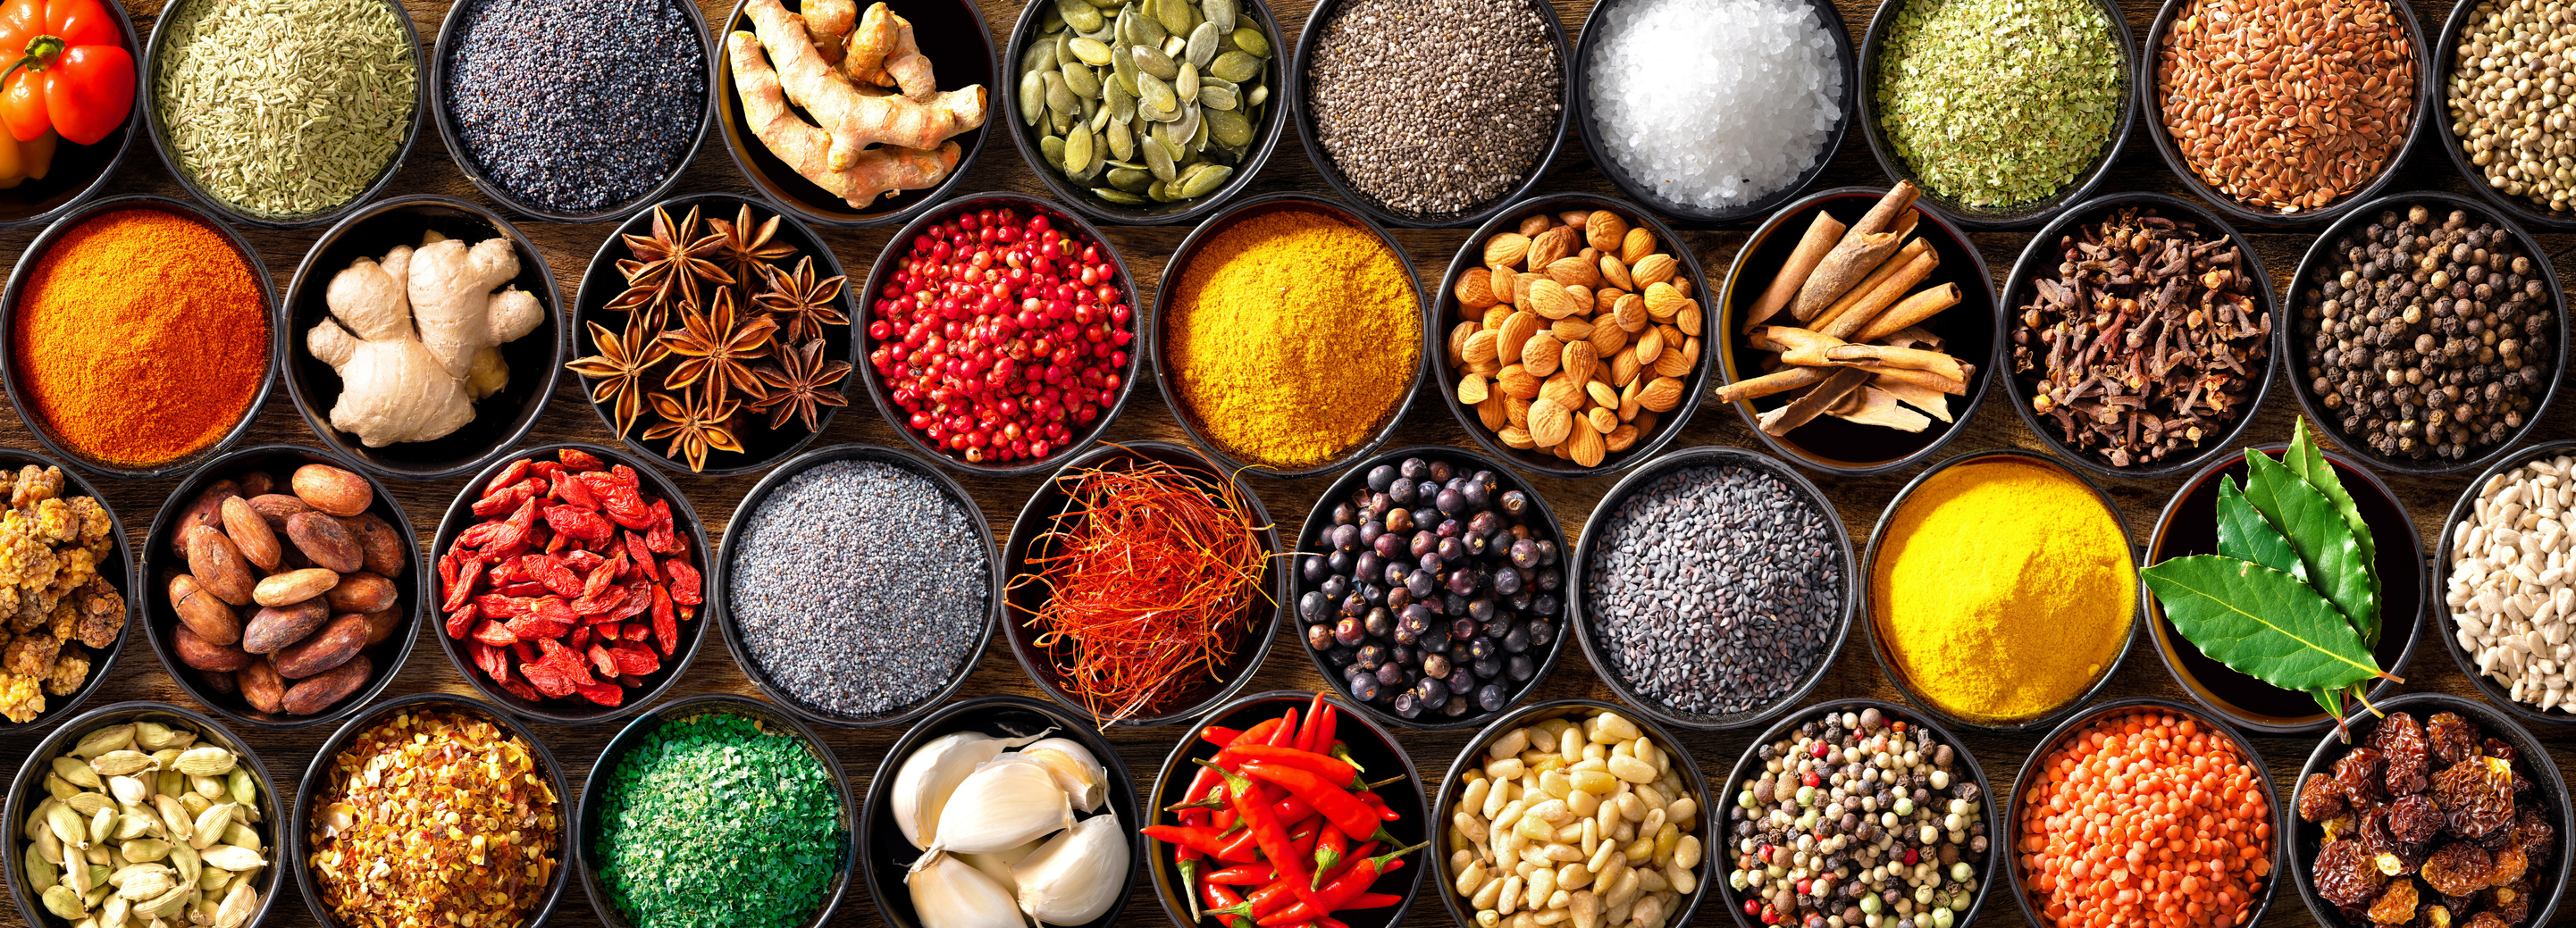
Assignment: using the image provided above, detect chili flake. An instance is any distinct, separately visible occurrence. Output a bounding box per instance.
[307,708,562,928]
[593,713,843,928]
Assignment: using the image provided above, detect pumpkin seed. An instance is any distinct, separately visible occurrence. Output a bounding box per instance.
[1026,0,1267,207]
[1065,123,1099,176]
[1068,37,1112,67]
[1110,42,1139,95]
[1107,166,1154,192]
[1042,71,1079,115]
[1176,163,1232,197]
[1206,105,1253,146]
[1186,21,1221,68]
[1176,62,1200,100]
[1199,84,1238,110]
[1053,0,1103,32]
[1154,0,1195,38]
[1246,83,1268,106]
[1130,44,1178,80]
[1039,4,1064,30]
[1201,0,1238,31]
[1040,134,1068,170]
[1130,4,1166,46]
[1209,49,1259,82]
[1062,62,1100,97]
[1093,187,1147,204]
[1230,27,1268,57]
[1162,34,1187,58]
[1147,180,1172,201]
[1137,71,1178,116]
[1018,72,1048,124]
[1144,135,1178,180]
[1107,116,1137,159]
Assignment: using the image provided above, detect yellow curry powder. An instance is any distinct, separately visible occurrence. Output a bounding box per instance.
[1869,456,2135,723]
[1165,207,1419,469]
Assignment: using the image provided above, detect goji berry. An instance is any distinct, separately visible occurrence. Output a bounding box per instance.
[560,447,605,472]
[482,459,529,497]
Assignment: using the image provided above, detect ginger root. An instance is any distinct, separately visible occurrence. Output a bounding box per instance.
[732,0,983,208]
[306,233,545,447]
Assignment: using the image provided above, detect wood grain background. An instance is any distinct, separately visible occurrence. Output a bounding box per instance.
[5,0,2576,926]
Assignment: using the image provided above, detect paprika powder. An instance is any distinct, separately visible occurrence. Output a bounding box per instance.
[10,206,266,469]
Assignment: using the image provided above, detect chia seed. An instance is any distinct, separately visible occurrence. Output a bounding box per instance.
[1304,0,1563,216]
[444,0,706,215]
[728,460,989,717]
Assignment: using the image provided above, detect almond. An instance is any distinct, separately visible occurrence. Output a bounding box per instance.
[1677,301,1702,337]
[1639,376,1685,413]
[1613,293,1648,332]
[1506,395,1532,429]
[1621,227,1657,265]
[1546,255,1600,288]
[1498,312,1540,364]
[1529,226,1580,271]
[1469,355,1503,377]
[1612,346,1642,386]
[1604,423,1640,452]
[1498,425,1536,449]
[1482,305,1512,330]
[1517,214,1554,238]
[1463,330,1500,366]
[1643,281,1684,320]
[1525,279,1580,320]
[1673,275,1693,298]
[1634,409,1659,433]
[1590,320,1629,355]
[1566,415,1606,467]
[1527,397,1573,447]
[1457,373,1490,405]
[1554,211,1587,228]
[1598,255,1635,292]
[1477,393,1508,431]
[1497,365,1542,399]
[1587,405,1618,436]
[1489,266,1520,305]
[1565,284,1594,315]
[1511,271,1535,305]
[1549,317,1594,343]
[1585,211,1628,253]
[1540,372,1586,409]
[1561,340,1598,386]
[1634,326,1665,365]
[1631,253,1678,288]
[1447,321,1478,367]
[1484,232,1531,268]
[1522,332,1562,376]
[1586,380,1620,410]
[1456,267,1498,308]
[1656,337,1695,378]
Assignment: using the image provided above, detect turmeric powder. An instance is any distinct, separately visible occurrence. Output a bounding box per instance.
[1163,205,1420,470]
[1869,454,2135,724]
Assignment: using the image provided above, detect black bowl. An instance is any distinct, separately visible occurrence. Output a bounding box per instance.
[1715,698,1998,928]
[432,0,713,223]
[2432,439,2576,727]
[2289,693,2570,928]
[0,0,138,230]
[1289,0,1572,230]
[582,694,856,928]
[855,191,1145,476]
[1572,445,1857,732]
[141,0,424,230]
[1001,440,1286,727]
[2433,0,2576,231]
[714,442,999,728]
[4,701,286,928]
[719,0,993,229]
[140,444,423,731]
[281,194,565,480]
[866,695,1141,928]
[1998,191,2281,480]
[0,446,131,737]
[2006,698,2284,928]
[1715,186,2001,477]
[1000,0,1288,225]
[1148,690,1427,928]
[1854,0,2135,231]
[1289,445,1572,732]
[1431,192,1710,479]
[291,692,575,928]
[2277,190,2568,477]
[0,194,276,481]
[429,441,716,726]
[1569,0,1855,228]
[569,192,858,477]
[2140,0,2435,230]
[2144,443,2426,736]
[1153,192,1427,479]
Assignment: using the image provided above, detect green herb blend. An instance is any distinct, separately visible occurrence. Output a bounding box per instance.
[594,714,845,928]
[1874,0,2122,208]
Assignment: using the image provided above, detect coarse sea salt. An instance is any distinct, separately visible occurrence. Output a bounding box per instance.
[1585,0,1843,208]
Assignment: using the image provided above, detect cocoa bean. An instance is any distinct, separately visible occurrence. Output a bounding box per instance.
[323,572,398,614]
[240,600,329,654]
[172,625,252,672]
[285,511,363,573]
[237,661,286,714]
[182,526,256,606]
[168,574,241,647]
[246,494,310,531]
[169,481,239,557]
[346,513,407,576]
[359,607,401,647]
[220,497,281,573]
[290,464,373,517]
[271,614,367,679]
[280,656,371,715]
[252,568,340,608]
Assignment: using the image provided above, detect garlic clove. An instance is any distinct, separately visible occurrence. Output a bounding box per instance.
[958,840,1041,890]
[922,757,1073,858]
[1017,740,1106,813]
[909,851,1028,928]
[892,731,1050,850]
[1012,811,1128,925]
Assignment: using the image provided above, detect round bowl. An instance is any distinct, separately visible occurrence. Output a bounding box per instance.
[141,0,424,230]
[281,194,565,480]
[999,0,1288,225]
[568,191,859,477]
[1714,186,2001,477]
[1000,439,1286,728]
[1861,447,2143,733]
[1152,191,1428,480]
[581,693,856,928]
[2277,190,2568,477]
[719,0,993,229]
[1431,191,1712,479]
[429,441,715,726]
[1288,445,1573,732]
[2007,697,2285,928]
[290,692,575,928]
[2144,442,2427,736]
[867,695,1142,928]
[1148,690,1427,928]
[1289,0,1573,230]
[714,442,1000,729]
[2433,0,2576,231]
[1854,0,2135,230]
[139,444,423,731]
[0,0,139,231]
[1714,698,1999,928]
[0,194,277,481]
[0,446,132,737]
[855,191,1145,476]
[2289,692,2569,928]
[432,0,713,223]
[2139,0,2436,230]
[1572,444,1858,732]
[1999,191,2281,479]
[4,701,286,928]
[1569,0,1855,228]
[2433,438,2576,727]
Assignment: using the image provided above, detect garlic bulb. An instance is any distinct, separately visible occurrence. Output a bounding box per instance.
[1012,810,1128,925]
[908,851,1026,928]
[1019,739,1106,813]
[892,731,1048,849]
[958,841,1039,890]
[923,757,1073,857]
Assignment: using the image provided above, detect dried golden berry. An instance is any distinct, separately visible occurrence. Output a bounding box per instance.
[2317,840,2388,907]
[2366,878,2418,925]
[2301,773,2351,823]
[2422,843,2496,897]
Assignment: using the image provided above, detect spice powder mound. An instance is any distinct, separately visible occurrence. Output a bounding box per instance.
[308,708,561,928]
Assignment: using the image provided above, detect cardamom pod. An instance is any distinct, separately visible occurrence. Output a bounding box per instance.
[138,883,190,918]
[115,870,175,900]
[51,803,89,849]
[66,791,111,817]
[101,897,130,928]
[149,750,181,772]
[197,868,230,893]
[35,821,63,865]
[26,844,57,890]
[152,797,192,844]
[56,756,105,790]
[166,844,199,888]
[89,752,155,778]
[109,776,147,807]
[177,793,211,818]
[130,723,177,752]
[222,771,254,808]
[88,807,114,846]
[219,823,257,852]
[43,883,88,919]
[213,881,256,928]
[189,898,215,926]
[113,812,154,842]
[63,855,93,894]
[155,772,184,801]
[196,846,263,873]
[48,774,83,801]
[71,725,135,759]
[188,806,231,851]
[121,840,172,864]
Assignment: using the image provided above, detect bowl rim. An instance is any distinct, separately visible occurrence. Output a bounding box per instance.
[2429,0,2576,231]
[0,0,140,232]
[2430,437,2576,727]
[429,0,716,224]
[2140,441,2427,736]
[1713,185,2003,477]
[2135,0,2438,230]
[427,440,717,726]
[997,0,1291,226]
[1568,443,1859,732]
[0,444,134,737]
[140,0,426,230]
[854,190,1147,476]
[1286,443,1575,732]
[0,193,279,481]
[1150,190,1430,480]
[1859,447,2145,733]
[2274,190,2569,477]
[278,193,568,480]
[998,439,1287,728]
[138,442,425,731]
[711,441,1001,728]
[575,691,860,928]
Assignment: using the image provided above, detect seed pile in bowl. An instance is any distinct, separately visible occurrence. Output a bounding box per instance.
[1727,706,1984,928]
[593,712,843,928]
[2018,707,2270,928]
[444,0,705,215]
[18,720,268,928]
[307,706,559,928]
[1446,708,1701,928]
[2299,710,2553,927]
[1305,0,1561,217]
[2449,0,2576,216]
[1017,0,1272,207]
[1873,0,2120,209]
[2449,451,2576,709]
[155,0,415,219]
[1584,0,1842,209]
[0,465,123,723]
[2157,0,2415,215]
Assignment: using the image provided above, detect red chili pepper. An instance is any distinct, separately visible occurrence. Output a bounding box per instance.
[1315,917,1351,928]
[1295,691,1326,751]
[1216,745,1363,789]
[1214,812,1316,862]
[1205,874,1305,922]
[1200,725,1246,746]
[1313,824,1349,889]
[1204,879,1257,928]
[1143,824,1257,862]
[1308,706,1339,759]
[1204,863,1277,885]
[1238,761,1401,845]
[1178,850,1204,922]
[1182,719,1280,826]
[1197,759,1323,907]
[1254,843,1423,926]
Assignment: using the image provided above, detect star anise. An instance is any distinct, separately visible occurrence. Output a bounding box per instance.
[751,339,852,432]
[659,288,778,406]
[609,205,732,314]
[565,320,673,436]
[642,390,744,473]
[754,256,852,346]
[708,204,796,291]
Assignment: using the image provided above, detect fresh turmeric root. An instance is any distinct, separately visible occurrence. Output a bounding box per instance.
[800,0,937,96]
[730,29,963,208]
[737,0,983,177]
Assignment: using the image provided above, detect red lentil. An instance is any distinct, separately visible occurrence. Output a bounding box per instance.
[307,707,561,928]
[2016,709,2272,928]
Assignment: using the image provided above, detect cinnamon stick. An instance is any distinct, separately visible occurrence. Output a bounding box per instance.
[1791,182,1923,321]
[1714,367,1831,404]
[1877,325,1945,352]
[1852,283,1963,345]
[1824,343,1966,380]
[1758,326,1844,366]
[1743,212,1846,330]
[1871,374,1957,422]
[1806,238,1930,335]
[1820,249,1939,341]
[1827,387,1933,432]
[1871,364,1969,396]
[1758,368,1872,436]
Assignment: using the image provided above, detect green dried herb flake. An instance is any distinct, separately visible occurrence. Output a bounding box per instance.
[1874,0,2123,208]
[594,715,844,928]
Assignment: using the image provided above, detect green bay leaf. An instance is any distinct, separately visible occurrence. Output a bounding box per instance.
[2216,476,2303,580]
[2140,554,2385,692]
[2244,448,2380,648]
[2284,417,2381,646]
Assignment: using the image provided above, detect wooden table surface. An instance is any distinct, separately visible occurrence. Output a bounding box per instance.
[4,0,2575,926]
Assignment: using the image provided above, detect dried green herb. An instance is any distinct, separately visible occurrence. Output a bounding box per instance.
[593,713,842,928]
[1874,0,2122,207]
[154,0,415,217]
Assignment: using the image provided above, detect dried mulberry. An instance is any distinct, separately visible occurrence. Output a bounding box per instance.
[2372,712,2430,794]
[2390,794,2443,843]
[2302,773,2352,823]
[2422,843,2496,897]
[2427,713,2479,766]
[2366,878,2419,925]
[2338,747,2390,803]
[2317,840,2389,907]
[2434,757,2517,838]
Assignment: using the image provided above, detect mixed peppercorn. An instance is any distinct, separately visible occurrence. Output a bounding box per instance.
[1730,707,1983,928]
